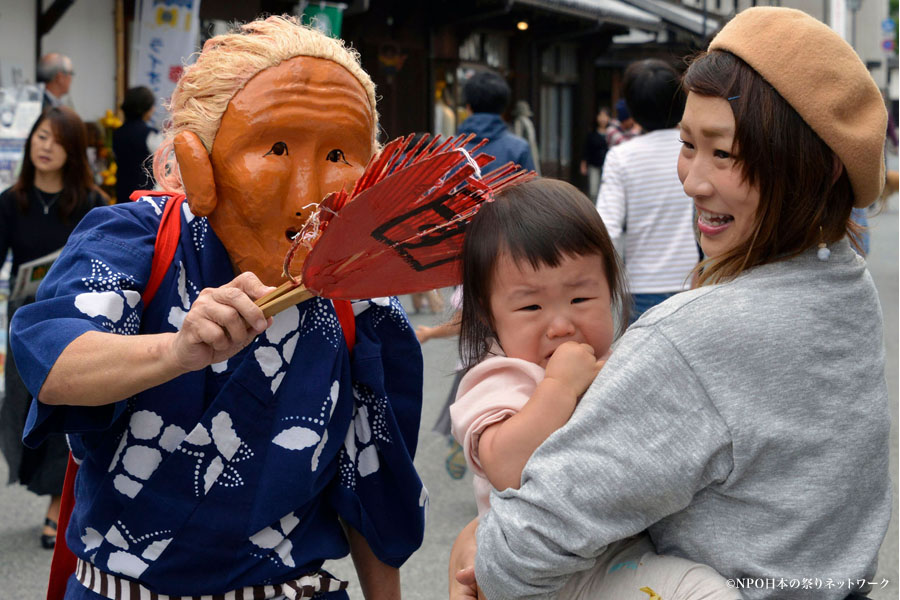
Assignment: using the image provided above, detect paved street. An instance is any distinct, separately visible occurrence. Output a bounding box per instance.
[0,196,896,599]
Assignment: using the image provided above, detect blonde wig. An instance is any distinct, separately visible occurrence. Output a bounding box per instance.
[154,15,378,191]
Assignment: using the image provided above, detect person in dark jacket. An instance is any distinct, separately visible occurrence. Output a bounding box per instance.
[112,86,160,204]
[457,71,535,174]
[434,72,534,480]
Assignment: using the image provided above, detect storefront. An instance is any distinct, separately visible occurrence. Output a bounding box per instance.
[340,0,668,182]
[18,0,717,187]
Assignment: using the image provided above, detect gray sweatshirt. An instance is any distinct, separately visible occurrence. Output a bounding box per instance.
[475,239,891,600]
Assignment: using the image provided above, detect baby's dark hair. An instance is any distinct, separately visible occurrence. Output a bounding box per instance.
[459,177,628,369]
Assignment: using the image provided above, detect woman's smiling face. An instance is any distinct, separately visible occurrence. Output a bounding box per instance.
[677,92,761,259]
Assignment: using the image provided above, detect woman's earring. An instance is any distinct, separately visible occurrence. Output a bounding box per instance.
[817,226,831,261]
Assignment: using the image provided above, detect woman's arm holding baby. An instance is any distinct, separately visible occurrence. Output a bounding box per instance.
[449,517,482,600]
[477,341,604,491]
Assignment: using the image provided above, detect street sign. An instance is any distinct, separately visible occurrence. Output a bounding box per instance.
[883,38,896,52]
[882,18,895,33]
[300,2,348,38]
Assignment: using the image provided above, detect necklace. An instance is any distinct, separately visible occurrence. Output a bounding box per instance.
[34,188,61,215]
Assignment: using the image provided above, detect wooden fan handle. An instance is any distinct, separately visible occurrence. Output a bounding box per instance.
[255,281,315,318]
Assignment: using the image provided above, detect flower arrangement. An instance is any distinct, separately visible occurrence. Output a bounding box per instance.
[94,109,122,197]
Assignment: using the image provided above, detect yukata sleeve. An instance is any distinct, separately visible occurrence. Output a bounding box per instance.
[474,326,735,600]
[328,297,426,567]
[449,357,537,480]
[11,203,157,447]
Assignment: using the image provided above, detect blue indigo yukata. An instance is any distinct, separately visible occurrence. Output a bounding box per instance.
[11,195,427,598]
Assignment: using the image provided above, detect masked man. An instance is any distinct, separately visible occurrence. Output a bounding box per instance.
[12,16,425,600]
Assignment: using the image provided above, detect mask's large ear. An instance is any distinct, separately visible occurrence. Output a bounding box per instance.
[174,131,217,217]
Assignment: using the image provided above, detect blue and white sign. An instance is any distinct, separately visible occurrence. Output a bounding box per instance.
[131,0,201,128]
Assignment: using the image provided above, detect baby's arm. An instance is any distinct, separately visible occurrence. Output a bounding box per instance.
[477,341,605,491]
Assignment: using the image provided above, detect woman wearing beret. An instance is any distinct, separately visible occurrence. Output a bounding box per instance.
[449,7,890,600]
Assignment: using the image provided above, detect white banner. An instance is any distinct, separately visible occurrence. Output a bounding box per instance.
[131,0,201,128]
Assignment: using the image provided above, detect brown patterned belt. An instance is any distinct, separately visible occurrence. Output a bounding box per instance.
[75,558,349,600]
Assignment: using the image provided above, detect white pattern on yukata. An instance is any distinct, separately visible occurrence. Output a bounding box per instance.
[134,193,206,256]
[334,297,410,491]
[97,520,174,579]
[250,301,352,569]
[136,195,162,216]
[364,297,408,331]
[254,304,301,393]
[166,262,200,332]
[181,411,253,496]
[74,253,244,499]
[75,260,141,335]
[302,300,343,348]
[98,406,254,578]
[272,379,339,472]
[75,253,246,485]
[342,382,390,483]
[71,245,261,578]
[181,201,208,253]
[249,511,301,568]
[265,300,359,476]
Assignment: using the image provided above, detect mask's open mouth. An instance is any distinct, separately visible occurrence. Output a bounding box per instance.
[286,228,299,242]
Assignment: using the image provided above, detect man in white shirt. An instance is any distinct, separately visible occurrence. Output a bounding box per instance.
[596,59,700,323]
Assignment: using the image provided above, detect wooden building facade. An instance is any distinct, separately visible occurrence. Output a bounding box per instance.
[337,0,713,187]
[105,0,716,189]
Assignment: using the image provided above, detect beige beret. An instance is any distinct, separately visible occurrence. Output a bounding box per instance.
[709,7,886,207]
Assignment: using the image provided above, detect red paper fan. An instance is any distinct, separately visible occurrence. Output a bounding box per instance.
[263,133,533,307]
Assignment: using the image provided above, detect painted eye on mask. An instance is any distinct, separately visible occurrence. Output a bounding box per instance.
[326,149,351,165]
[264,142,288,157]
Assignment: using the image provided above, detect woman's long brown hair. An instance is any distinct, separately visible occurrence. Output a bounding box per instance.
[682,51,858,287]
[12,106,96,223]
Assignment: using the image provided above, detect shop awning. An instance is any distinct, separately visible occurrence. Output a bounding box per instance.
[515,0,663,30]
[621,0,720,36]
